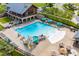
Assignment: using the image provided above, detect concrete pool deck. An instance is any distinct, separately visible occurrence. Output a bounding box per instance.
[2,28,27,51]
[1,28,66,55]
[31,28,76,56]
[1,20,78,56]
[48,30,66,44]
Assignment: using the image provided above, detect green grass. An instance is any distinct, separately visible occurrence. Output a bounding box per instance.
[33,3,46,7]
[0,17,11,24]
[0,17,11,31]
[0,25,4,31]
[0,39,24,56]
[10,50,24,56]
[0,4,6,13]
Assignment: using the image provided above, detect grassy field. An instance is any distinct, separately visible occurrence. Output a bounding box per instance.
[33,3,46,7]
[0,25,4,31]
[0,38,24,56]
[0,4,6,13]
[0,17,11,24]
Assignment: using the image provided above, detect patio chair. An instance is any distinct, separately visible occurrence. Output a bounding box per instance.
[39,34,46,41]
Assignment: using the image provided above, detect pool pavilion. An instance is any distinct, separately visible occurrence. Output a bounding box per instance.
[6,3,38,23]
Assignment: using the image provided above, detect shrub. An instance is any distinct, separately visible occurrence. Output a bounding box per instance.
[39,13,79,29]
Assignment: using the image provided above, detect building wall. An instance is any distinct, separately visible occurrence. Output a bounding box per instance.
[6,5,37,21]
[23,5,37,16]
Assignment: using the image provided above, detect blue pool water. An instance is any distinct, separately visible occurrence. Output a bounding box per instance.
[16,22,57,39]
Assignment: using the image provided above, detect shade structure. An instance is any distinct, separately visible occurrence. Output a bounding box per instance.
[41,18,47,21]
[33,36,39,44]
[56,22,63,26]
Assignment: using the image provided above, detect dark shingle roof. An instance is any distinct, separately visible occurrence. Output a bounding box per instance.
[6,3,32,14]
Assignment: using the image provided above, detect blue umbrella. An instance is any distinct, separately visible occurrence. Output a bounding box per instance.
[41,18,47,21]
[56,22,63,26]
[33,36,39,44]
[47,19,53,23]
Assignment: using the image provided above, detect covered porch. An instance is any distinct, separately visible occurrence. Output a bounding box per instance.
[7,12,37,23]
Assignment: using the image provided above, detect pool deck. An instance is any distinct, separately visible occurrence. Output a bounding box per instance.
[11,20,41,30]
[31,28,78,56]
[1,20,79,56]
[2,28,28,51]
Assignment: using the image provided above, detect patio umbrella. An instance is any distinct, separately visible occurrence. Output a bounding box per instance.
[33,36,39,44]
[56,22,63,26]
[59,48,67,55]
[41,18,47,21]
[47,19,53,23]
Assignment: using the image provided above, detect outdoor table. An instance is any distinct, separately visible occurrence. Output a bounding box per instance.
[59,48,67,55]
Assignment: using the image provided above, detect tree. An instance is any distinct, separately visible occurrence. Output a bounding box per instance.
[63,3,77,11]
[46,3,55,8]
[42,3,55,13]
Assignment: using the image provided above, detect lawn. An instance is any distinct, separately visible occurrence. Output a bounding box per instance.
[0,38,24,56]
[0,25,4,31]
[0,17,11,24]
[0,4,6,13]
[33,3,46,7]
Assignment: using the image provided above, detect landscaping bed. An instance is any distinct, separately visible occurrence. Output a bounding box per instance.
[0,38,24,56]
[39,13,79,29]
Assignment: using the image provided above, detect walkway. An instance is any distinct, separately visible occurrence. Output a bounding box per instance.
[7,12,37,20]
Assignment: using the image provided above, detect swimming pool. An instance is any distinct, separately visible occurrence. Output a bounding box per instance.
[16,22,65,43]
